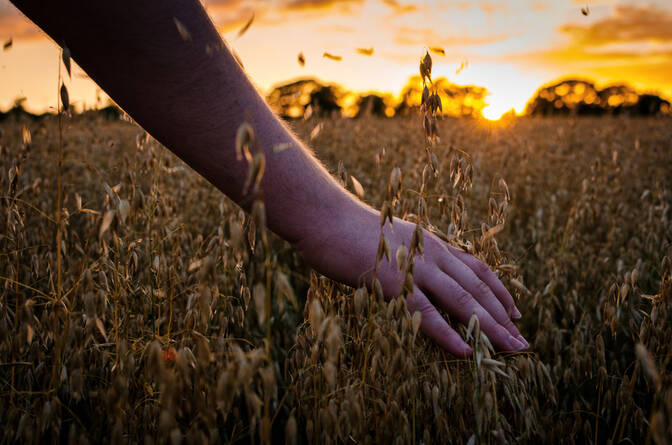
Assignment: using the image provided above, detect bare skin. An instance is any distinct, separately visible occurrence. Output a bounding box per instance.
[10,0,528,357]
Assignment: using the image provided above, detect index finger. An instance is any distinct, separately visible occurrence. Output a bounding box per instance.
[448,245,521,320]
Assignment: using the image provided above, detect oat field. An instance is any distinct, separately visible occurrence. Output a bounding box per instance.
[1,113,671,444]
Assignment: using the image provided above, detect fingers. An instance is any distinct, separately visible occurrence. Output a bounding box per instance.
[406,287,472,358]
[420,271,527,352]
[439,253,527,347]
[448,245,520,320]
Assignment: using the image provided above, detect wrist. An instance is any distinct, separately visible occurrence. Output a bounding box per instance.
[293,196,379,287]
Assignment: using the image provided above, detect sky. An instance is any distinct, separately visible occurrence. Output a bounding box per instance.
[1,0,672,119]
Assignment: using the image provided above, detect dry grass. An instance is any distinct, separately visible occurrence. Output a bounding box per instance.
[1,111,671,444]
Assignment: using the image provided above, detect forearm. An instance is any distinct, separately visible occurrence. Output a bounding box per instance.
[10,0,359,245]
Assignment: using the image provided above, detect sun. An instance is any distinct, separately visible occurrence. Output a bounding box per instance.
[458,65,541,121]
[481,102,510,121]
[479,88,529,121]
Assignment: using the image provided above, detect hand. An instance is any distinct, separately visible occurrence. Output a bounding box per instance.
[295,202,528,357]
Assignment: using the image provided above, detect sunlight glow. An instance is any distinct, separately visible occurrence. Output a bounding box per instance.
[481,102,510,120]
[453,63,542,121]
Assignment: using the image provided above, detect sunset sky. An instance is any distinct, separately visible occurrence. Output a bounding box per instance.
[1,0,672,119]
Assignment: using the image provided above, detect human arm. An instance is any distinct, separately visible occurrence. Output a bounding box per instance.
[9,0,528,356]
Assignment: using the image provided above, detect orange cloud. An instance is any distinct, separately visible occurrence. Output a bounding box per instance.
[283,0,362,11]
[381,0,417,14]
[507,5,672,101]
[318,24,357,33]
[207,0,362,33]
[478,2,507,15]
[202,0,245,7]
[0,3,43,39]
[570,0,616,4]
[560,5,672,46]
[395,26,510,48]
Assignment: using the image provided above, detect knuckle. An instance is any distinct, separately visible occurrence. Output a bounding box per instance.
[416,301,433,315]
[500,317,518,333]
[453,290,473,308]
[473,279,491,297]
[473,260,490,275]
[407,292,433,314]
[475,308,506,338]
[504,301,516,315]
[488,323,510,342]
[500,293,515,307]
[420,305,437,320]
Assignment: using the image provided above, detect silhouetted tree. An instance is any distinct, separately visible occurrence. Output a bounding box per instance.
[309,86,341,117]
[0,97,42,123]
[395,76,488,118]
[266,78,342,119]
[629,94,670,116]
[97,105,122,120]
[526,79,670,117]
[355,94,386,118]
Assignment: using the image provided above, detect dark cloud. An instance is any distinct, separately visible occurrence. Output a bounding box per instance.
[560,5,672,46]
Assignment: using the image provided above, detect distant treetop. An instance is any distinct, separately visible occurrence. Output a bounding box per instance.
[525,80,671,117]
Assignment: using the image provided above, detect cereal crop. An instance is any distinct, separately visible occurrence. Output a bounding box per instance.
[1,109,671,443]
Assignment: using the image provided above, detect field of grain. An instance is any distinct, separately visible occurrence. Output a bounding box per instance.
[1,113,671,444]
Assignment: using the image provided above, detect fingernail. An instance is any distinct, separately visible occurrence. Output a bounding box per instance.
[511,306,522,319]
[516,334,529,349]
[508,335,526,351]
